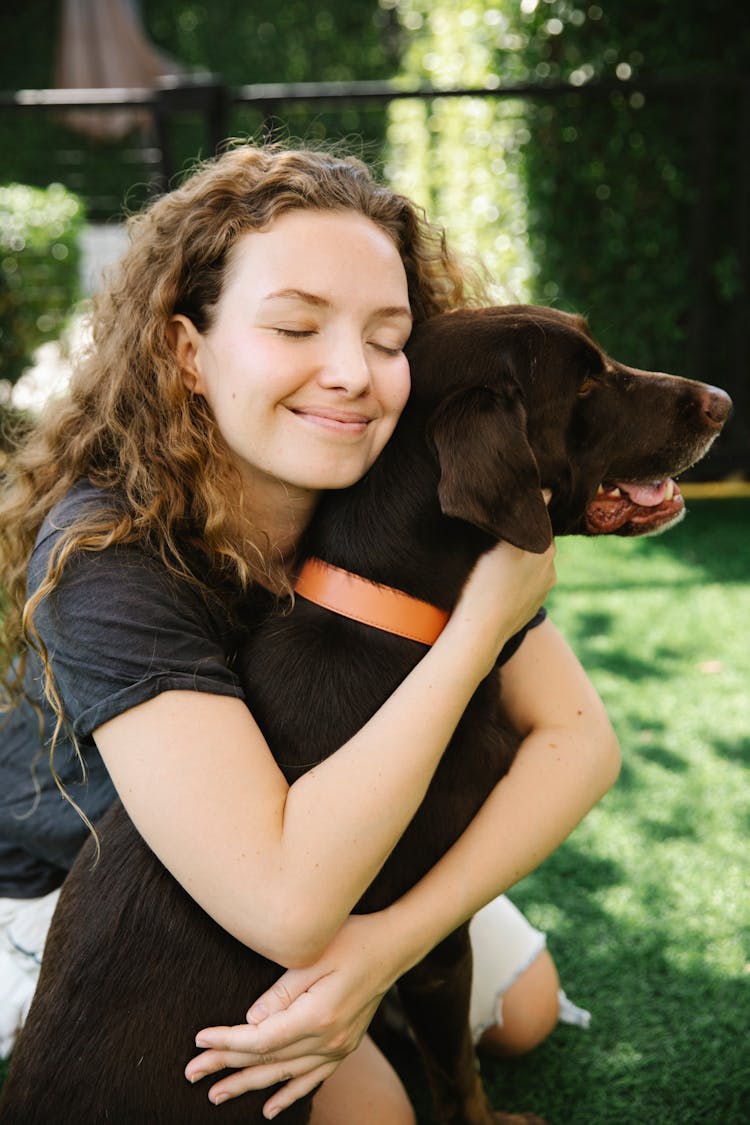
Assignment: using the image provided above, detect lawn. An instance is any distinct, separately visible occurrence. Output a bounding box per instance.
[2,499,748,1121]
[396,497,750,1123]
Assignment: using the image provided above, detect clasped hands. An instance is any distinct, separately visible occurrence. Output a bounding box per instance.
[185,913,398,1119]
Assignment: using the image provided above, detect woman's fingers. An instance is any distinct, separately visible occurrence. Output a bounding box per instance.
[194,1000,330,1055]
[246,970,303,1025]
[189,1053,335,1112]
[247,969,314,1025]
[196,981,360,1055]
[185,1032,324,1082]
[188,1046,295,1079]
[262,1063,337,1120]
[186,997,358,1083]
[206,1057,317,1102]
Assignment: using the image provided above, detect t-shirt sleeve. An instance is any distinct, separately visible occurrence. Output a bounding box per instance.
[28,531,246,740]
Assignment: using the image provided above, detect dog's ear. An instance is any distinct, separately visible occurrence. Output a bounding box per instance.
[428,384,553,553]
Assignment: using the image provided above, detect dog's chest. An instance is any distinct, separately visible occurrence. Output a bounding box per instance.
[240,611,520,909]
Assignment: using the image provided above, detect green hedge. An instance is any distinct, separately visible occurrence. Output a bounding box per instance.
[0,183,84,385]
[503,0,748,475]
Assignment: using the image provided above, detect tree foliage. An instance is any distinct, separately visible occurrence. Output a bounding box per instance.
[384,0,534,300]
[503,0,748,395]
[0,183,83,385]
[388,0,748,473]
[143,0,400,174]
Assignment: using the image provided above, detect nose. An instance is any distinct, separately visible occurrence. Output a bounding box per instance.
[699,384,733,429]
[317,334,371,397]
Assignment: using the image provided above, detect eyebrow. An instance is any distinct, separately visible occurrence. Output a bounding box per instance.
[263,288,412,321]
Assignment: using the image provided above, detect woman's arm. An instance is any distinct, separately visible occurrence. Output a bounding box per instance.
[94,538,556,967]
[375,615,621,960]
[184,617,620,1114]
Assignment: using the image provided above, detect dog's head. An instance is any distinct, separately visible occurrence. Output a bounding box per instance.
[406,305,733,552]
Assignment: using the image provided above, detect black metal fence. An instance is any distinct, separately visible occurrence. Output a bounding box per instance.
[1,75,747,477]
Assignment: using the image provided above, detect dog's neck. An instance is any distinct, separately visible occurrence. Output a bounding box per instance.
[294,557,449,645]
[300,404,493,611]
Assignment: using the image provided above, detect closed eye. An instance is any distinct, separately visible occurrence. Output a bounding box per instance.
[369,341,404,356]
[273,327,316,339]
[577,375,598,397]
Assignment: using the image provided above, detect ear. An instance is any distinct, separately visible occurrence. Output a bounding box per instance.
[167,314,207,394]
[428,384,553,553]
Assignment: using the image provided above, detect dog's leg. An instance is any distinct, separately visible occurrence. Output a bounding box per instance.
[396,925,549,1125]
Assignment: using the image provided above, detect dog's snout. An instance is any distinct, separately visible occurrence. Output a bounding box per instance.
[698,385,733,429]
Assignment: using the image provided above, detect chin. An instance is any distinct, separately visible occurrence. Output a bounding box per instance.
[293,467,369,493]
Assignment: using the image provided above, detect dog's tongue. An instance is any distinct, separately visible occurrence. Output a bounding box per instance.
[617,480,670,507]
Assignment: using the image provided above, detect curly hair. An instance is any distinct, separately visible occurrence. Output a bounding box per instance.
[0,141,487,703]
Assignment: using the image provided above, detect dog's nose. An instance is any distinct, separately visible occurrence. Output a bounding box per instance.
[699,385,733,428]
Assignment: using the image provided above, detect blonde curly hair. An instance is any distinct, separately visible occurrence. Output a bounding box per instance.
[0,141,486,702]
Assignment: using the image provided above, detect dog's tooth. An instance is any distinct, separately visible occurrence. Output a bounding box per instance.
[610,487,622,498]
[596,484,605,495]
[665,480,674,501]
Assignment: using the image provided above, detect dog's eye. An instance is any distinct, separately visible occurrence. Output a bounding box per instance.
[578,376,597,397]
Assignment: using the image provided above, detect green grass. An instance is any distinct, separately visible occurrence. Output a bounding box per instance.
[398,498,750,1123]
[2,500,748,1120]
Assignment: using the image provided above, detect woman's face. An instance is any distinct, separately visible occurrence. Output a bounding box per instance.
[173,209,412,517]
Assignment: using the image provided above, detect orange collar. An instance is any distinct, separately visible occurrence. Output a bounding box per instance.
[294,558,449,646]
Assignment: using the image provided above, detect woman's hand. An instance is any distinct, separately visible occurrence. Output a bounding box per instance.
[184,914,400,1118]
[447,505,557,674]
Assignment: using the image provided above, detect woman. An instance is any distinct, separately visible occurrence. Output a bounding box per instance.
[0,143,619,1122]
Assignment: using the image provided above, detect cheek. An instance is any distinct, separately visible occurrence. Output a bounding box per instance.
[385,356,412,415]
[199,334,283,408]
[370,359,411,456]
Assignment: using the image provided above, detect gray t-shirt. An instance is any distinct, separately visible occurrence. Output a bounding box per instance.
[0,479,259,897]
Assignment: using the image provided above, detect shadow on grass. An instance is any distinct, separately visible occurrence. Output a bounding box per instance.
[710,734,750,767]
[391,861,750,1124]
[637,811,699,844]
[391,967,749,1124]
[661,499,750,585]
[635,741,690,775]
[555,499,750,593]
[478,953,750,1123]
[600,730,690,799]
[558,609,676,684]
[495,820,748,1123]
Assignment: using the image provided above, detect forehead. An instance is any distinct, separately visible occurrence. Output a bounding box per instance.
[223,209,407,296]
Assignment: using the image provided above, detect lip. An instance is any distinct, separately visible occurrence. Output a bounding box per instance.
[289,406,373,434]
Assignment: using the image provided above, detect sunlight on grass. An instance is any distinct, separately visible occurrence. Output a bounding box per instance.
[546,503,748,976]
[486,499,750,1123]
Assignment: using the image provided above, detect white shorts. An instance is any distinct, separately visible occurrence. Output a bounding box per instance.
[0,889,60,1058]
[468,894,590,1042]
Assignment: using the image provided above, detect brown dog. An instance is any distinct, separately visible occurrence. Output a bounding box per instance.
[0,306,731,1125]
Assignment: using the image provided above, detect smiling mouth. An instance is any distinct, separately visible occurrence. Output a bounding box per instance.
[290,408,372,433]
[585,479,685,535]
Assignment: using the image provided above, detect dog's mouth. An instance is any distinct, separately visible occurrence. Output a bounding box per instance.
[585,478,685,536]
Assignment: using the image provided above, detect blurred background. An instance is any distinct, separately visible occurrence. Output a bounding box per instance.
[1,0,747,481]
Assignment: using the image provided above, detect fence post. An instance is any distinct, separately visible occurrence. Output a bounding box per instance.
[152,75,230,189]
